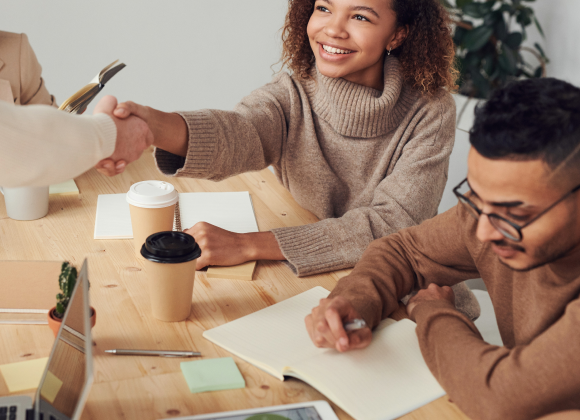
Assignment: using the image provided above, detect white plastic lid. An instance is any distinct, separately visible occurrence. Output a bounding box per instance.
[126,180,179,208]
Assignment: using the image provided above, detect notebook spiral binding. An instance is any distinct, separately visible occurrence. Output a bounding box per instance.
[173,193,182,232]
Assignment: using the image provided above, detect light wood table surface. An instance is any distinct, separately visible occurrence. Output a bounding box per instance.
[0,149,469,420]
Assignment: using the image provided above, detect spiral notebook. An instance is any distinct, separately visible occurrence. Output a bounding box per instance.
[203,287,445,420]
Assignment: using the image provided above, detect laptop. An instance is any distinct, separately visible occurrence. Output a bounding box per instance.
[0,259,93,420]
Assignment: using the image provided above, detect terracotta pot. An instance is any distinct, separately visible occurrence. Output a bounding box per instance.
[47,306,96,337]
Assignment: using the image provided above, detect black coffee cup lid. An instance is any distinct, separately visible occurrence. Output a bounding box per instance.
[140,231,201,263]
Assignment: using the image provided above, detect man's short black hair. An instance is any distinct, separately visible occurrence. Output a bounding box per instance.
[470,78,580,172]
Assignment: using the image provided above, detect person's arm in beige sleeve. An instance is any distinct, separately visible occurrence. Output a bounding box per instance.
[110,73,290,180]
[0,96,152,187]
[305,205,480,350]
[18,33,56,106]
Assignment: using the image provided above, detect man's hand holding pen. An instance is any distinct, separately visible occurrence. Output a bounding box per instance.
[305,296,372,353]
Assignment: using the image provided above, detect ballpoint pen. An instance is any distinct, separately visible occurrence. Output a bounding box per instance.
[105,349,202,357]
[343,318,367,332]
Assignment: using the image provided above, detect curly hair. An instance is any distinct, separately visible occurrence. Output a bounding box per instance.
[280,0,458,95]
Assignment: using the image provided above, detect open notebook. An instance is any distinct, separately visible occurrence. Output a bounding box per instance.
[94,192,259,280]
[203,287,445,420]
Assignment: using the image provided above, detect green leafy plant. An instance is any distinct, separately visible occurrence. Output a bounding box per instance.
[441,0,549,99]
[54,262,77,319]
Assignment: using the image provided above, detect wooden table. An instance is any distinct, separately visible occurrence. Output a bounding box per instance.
[0,149,469,420]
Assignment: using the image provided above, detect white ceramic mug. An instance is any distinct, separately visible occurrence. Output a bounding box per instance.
[0,186,49,220]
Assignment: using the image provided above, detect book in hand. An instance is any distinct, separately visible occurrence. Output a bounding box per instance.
[0,261,63,324]
[203,287,445,420]
[58,60,126,114]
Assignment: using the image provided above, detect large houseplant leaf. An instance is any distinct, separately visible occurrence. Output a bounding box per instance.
[463,25,494,51]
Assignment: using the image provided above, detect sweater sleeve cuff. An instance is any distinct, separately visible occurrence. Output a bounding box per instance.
[271,224,349,277]
[413,299,479,335]
[154,110,219,178]
[92,113,117,159]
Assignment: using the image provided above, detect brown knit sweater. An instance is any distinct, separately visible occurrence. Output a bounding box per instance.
[330,204,580,420]
[154,56,478,318]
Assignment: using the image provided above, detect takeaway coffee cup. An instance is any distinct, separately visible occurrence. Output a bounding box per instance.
[141,231,201,322]
[126,181,179,258]
[0,186,49,220]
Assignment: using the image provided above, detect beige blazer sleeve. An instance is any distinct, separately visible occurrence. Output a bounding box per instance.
[0,31,55,106]
[19,33,56,106]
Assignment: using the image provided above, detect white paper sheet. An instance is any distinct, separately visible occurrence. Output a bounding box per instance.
[94,192,258,239]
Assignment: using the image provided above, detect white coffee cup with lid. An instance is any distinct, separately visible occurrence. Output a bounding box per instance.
[126,180,179,258]
[0,186,49,221]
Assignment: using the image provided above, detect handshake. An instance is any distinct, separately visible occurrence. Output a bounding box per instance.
[92,95,154,177]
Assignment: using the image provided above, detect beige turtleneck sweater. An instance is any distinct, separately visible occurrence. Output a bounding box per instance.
[330,204,580,419]
[153,56,478,318]
[155,58,450,267]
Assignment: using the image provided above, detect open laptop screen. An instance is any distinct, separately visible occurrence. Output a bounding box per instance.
[35,260,93,420]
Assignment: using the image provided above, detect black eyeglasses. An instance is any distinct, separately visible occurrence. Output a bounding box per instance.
[453,178,580,242]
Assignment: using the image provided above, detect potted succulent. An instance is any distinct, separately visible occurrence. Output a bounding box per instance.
[47,262,96,337]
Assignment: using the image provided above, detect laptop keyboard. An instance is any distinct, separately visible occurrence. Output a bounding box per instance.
[0,405,17,420]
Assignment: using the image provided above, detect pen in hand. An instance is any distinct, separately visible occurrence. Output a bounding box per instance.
[105,349,202,357]
[343,318,367,332]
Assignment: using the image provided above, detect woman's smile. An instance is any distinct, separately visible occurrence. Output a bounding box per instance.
[307,0,400,89]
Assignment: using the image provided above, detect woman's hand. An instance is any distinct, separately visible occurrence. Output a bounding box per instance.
[186,222,253,269]
[114,100,189,157]
[113,100,153,122]
[305,296,372,352]
[185,223,285,269]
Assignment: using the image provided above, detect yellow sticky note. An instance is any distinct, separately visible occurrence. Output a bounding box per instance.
[40,371,63,403]
[0,357,48,393]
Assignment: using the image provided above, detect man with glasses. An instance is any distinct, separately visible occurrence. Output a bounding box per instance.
[305,78,580,419]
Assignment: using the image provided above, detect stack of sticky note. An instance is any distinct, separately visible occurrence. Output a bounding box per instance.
[180,357,245,394]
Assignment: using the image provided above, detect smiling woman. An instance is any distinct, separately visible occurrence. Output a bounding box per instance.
[282,0,458,94]
[103,0,479,320]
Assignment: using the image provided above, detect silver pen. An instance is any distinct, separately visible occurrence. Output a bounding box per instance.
[105,349,202,357]
[343,318,367,332]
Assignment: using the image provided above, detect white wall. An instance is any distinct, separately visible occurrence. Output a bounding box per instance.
[526,0,580,87]
[2,0,577,215]
[0,0,288,113]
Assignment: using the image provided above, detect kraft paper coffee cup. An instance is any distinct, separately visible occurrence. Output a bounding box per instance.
[0,186,49,220]
[141,231,201,322]
[126,181,179,258]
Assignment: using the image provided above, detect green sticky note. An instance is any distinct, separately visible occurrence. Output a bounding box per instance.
[180,357,245,393]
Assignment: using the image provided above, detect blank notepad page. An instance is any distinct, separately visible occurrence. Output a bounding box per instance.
[178,192,258,233]
[94,192,258,239]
